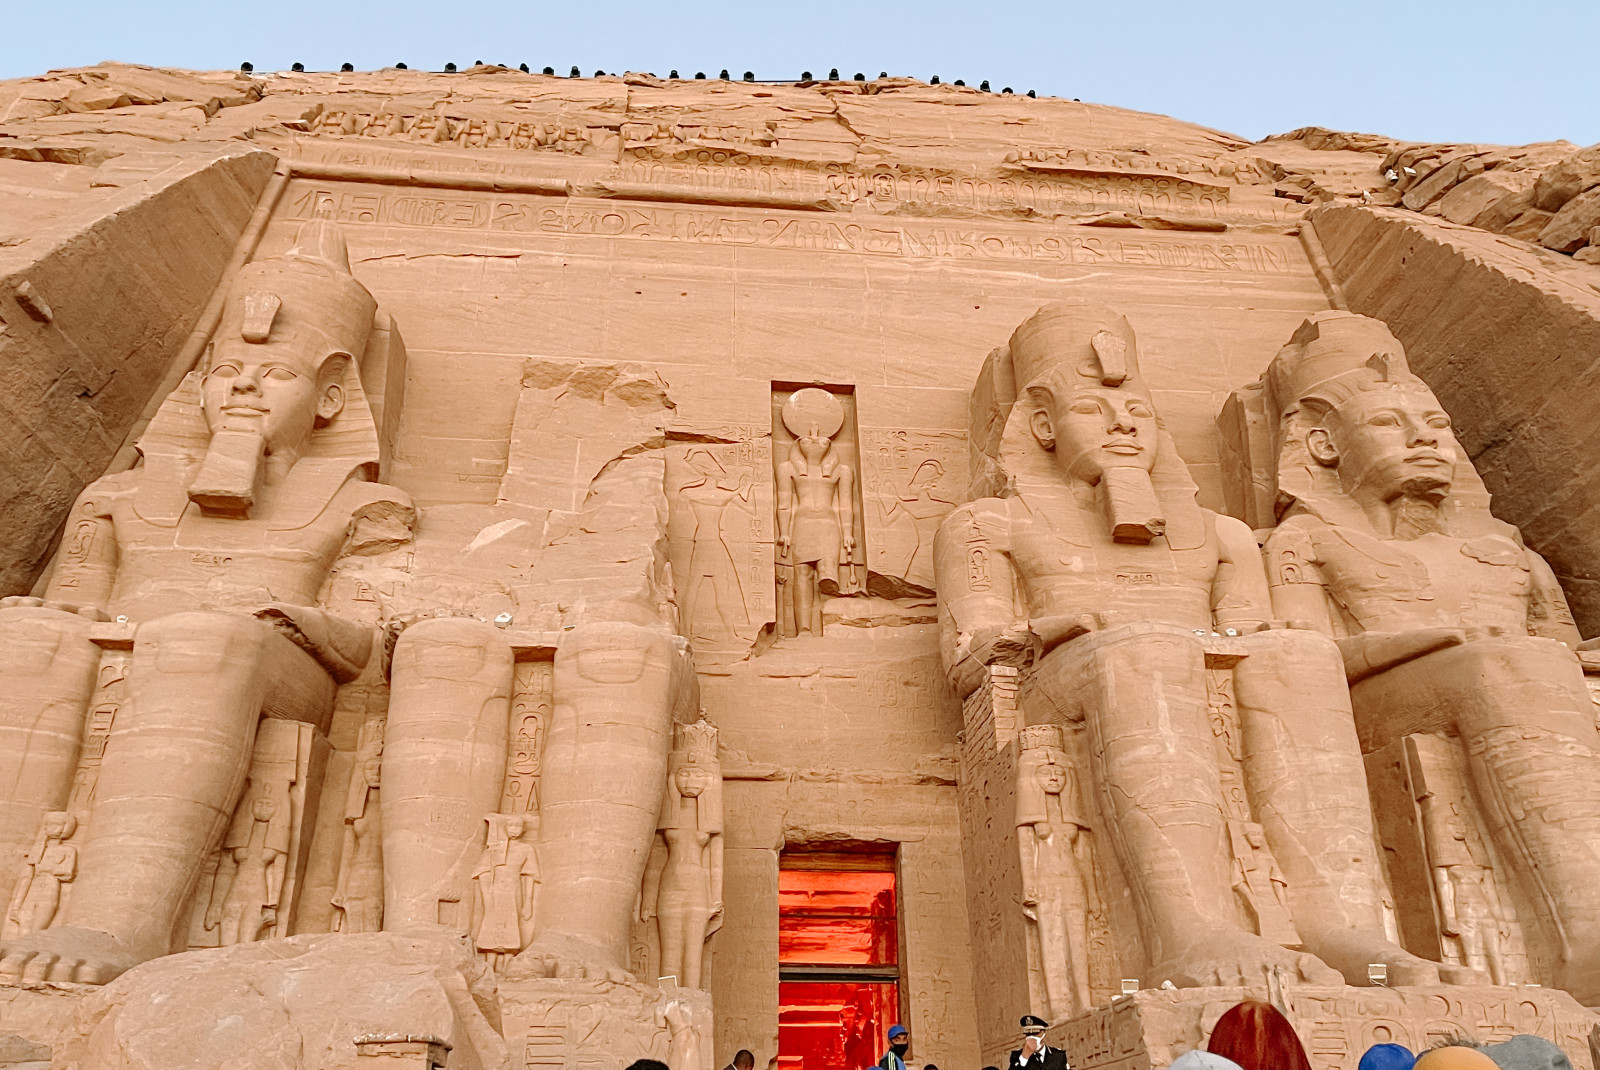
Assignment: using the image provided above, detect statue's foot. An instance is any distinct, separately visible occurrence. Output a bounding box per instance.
[1306,932,1469,987]
[505,936,634,985]
[0,927,138,985]
[1151,929,1343,989]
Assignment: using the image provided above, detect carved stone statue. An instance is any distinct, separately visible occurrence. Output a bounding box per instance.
[473,813,540,973]
[1420,799,1510,983]
[1242,310,1600,998]
[1015,724,1096,1021]
[3,813,77,940]
[332,735,384,934]
[1227,820,1300,948]
[0,217,414,984]
[776,388,858,637]
[206,794,288,947]
[936,301,1451,988]
[641,718,724,990]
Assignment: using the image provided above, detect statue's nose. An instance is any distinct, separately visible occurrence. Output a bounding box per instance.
[231,368,263,394]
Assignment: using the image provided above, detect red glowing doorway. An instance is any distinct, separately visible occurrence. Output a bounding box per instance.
[777,849,901,1070]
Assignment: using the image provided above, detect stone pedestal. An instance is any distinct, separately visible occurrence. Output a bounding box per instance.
[1045,986,1599,1070]
[501,977,713,1070]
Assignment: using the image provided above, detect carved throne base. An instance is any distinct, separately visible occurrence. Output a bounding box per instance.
[500,977,714,1070]
[1043,985,1599,1070]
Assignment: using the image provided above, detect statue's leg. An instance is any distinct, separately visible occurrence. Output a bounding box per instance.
[382,617,512,933]
[0,612,333,983]
[658,889,687,984]
[1234,628,1453,985]
[514,616,682,978]
[1356,636,1600,1002]
[1027,625,1340,987]
[0,606,99,910]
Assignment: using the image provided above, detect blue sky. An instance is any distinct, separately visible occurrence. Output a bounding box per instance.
[5,0,1596,146]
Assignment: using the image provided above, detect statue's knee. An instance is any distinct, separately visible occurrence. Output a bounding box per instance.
[392,616,512,682]
[139,611,267,675]
[563,619,672,686]
[0,609,95,676]
[1241,627,1341,672]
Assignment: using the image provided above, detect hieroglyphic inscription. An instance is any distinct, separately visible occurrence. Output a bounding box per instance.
[283,184,1301,273]
[502,659,554,814]
[298,108,618,155]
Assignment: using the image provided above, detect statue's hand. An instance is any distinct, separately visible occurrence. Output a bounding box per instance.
[776,535,791,559]
[1337,628,1467,683]
[971,623,1036,667]
[842,534,856,555]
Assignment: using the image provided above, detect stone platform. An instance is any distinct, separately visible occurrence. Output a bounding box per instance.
[0,933,711,1070]
[1044,985,1598,1070]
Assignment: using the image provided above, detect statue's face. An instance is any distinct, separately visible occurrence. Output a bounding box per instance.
[363,759,382,787]
[1036,385,1159,484]
[1040,764,1067,795]
[202,343,343,456]
[797,435,830,463]
[1314,384,1458,503]
[252,797,277,821]
[506,816,525,838]
[676,764,713,798]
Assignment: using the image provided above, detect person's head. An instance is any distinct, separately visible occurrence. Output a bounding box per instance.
[625,1060,671,1070]
[1413,1044,1498,1070]
[1019,1014,1048,1049]
[505,815,526,839]
[1039,762,1067,796]
[1357,1043,1416,1070]
[888,1024,909,1054]
[676,760,715,799]
[1009,303,1159,487]
[1206,999,1311,1070]
[733,1050,755,1070]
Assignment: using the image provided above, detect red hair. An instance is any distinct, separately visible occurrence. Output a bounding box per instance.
[1206,1000,1312,1070]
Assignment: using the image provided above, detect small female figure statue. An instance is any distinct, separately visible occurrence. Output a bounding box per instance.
[641,719,723,988]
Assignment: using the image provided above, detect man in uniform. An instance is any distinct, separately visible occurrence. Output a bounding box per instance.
[1008,1014,1068,1070]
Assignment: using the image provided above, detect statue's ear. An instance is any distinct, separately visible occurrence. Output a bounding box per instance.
[1307,427,1338,467]
[1026,387,1055,451]
[315,353,351,426]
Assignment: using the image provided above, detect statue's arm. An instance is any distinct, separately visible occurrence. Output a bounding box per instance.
[934,500,1023,698]
[639,834,667,921]
[837,464,856,554]
[707,832,725,932]
[775,464,795,556]
[43,483,120,609]
[1210,512,1271,633]
[1524,547,1583,647]
[1263,521,1336,634]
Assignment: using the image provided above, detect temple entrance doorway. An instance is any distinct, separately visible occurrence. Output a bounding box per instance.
[776,846,901,1070]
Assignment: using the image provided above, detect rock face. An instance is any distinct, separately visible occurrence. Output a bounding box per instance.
[0,61,1597,1070]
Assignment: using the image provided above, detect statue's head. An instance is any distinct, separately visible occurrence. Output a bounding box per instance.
[363,757,382,788]
[1265,313,1461,509]
[201,217,378,462]
[1243,823,1266,848]
[675,760,714,798]
[1011,302,1158,485]
[252,796,278,821]
[782,388,845,470]
[505,815,527,839]
[42,811,76,840]
[1039,761,1067,796]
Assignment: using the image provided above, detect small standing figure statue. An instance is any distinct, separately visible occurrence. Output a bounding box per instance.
[1015,724,1097,1021]
[3,813,77,939]
[472,813,539,973]
[332,736,384,933]
[1421,796,1511,983]
[641,718,724,989]
[206,792,289,946]
[776,388,860,637]
[1227,820,1301,948]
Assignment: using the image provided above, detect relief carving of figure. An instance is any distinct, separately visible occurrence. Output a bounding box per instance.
[332,736,384,934]
[1015,724,1097,1020]
[2,813,77,939]
[777,388,859,637]
[205,794,288,947]
[678,449,754,642]
[641,718,724,989]
[1420,799,1510,983]
[936,301,1453,989]
[473,813,540,972]
[0,216,414,984]
[1227,820,1300,947]
[1246,310,1600,1001]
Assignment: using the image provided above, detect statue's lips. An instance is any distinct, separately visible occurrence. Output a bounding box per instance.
[1403,449,1450,466]
[220,404,268,416]
[1101,439,1143,455]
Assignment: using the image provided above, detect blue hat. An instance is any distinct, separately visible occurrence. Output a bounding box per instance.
[888,1025,909,1040]
[1358,1044,1415,1070]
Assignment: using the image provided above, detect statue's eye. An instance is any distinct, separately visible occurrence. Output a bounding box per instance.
[1427,415,1451,429]
[1069,400,1100,415]
[1367,412,1401,427]
[263,367,298,381]
[1127,403,1153,418]
[210,363,241,378]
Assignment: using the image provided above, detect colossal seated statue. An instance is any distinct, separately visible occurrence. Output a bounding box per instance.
[935,301,1463,993]
[1235,311,1600,1003]
[0,217,414,983]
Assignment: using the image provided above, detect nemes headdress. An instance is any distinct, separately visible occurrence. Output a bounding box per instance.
[1219,311,1495,532]
[1008,301,1145,397]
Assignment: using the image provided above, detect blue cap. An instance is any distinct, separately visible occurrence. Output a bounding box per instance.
[888,1025,909,1040]
[1358,1044,1415,1070]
